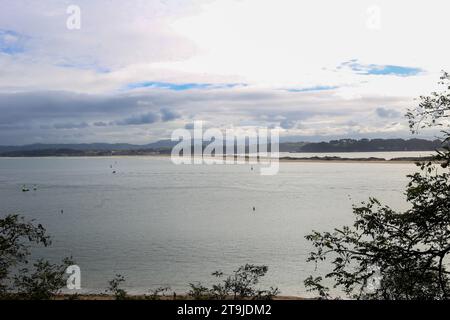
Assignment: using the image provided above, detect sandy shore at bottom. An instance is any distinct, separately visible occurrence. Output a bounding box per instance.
[54,294,308,300]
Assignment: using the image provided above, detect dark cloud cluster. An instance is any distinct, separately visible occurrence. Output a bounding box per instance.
[93,121,108,127]
[0,88,411,145]
[0,90,183,126]
[115,112,159,126]
[160,108,181,122]
[111,109,180,126]
[279,119,296,129]
[53,122,89,129]
[375,107,402,119]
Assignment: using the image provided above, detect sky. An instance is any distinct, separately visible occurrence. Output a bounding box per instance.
[0,0,449,145]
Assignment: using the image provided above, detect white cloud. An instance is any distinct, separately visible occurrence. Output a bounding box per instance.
[0,0,448,143]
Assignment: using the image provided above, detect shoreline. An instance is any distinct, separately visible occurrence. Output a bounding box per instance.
[54,294,307,300]
[278,156,434,163]
[0,153,434,164]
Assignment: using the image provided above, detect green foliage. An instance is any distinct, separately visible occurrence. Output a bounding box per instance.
[188,282,212,300]
[188,264,279,300]
[304,276,330,300]
[14,257,74,300]
[0,213,73,300]
[0,214,50,294]
[107,274,128,300]
[145,286,171,300]
[406,71,450,134]
[305,72,450,300]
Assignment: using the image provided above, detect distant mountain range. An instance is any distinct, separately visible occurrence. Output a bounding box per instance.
[0,138,444,157]
[289,138,444,153]
[0,140,177,154]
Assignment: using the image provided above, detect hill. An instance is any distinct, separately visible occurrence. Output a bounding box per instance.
[0,138,443,157]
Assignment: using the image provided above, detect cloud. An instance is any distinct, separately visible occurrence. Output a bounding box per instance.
[0,0,448,144]
[53,122,89,129]
[160,108,180,122]
[280,119,297,129]
[0,1,200,68]
[114,107,181,125]
[0,91,145,124]
[1,0,446,95]
[115,112,159,126]
[0,88,417,145]
[93,121,108,127]
[375,107,402,119]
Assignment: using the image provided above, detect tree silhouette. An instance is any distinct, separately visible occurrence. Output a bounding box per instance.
[305,72,450,300]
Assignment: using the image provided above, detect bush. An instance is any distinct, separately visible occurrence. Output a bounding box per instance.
[0,213,73,300]
[14,258,74,300]
[189,264,279,300]
[305,72,450,300]
[107,274,128,300]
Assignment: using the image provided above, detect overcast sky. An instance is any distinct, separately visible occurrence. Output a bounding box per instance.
[0,0,449,145]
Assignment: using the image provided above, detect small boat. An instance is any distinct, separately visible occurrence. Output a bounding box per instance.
[33,185,37,191]
[22,185,29,192]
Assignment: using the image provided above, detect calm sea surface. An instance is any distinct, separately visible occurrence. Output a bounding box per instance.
[0,152,431,296]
